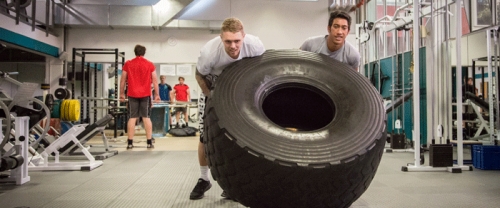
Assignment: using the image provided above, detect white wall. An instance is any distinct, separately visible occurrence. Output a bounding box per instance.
[449,31,490,67]
[66,28,211,63]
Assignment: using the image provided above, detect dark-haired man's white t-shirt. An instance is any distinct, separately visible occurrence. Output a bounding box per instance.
[300,35,360,70]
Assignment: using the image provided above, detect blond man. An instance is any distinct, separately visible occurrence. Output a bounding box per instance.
[190,17,265,200]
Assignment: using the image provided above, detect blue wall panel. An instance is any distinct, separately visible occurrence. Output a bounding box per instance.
[364,47,427,144]
[0,27,59,57]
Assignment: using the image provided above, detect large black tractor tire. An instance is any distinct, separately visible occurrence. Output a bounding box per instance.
[203,49,386,208]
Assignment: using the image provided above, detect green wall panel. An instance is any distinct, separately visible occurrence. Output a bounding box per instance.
[363,47,427,144]
[0,27,59,57]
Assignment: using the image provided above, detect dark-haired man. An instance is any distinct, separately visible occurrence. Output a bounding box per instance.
[119,44,160,149]
[300,10,360,70]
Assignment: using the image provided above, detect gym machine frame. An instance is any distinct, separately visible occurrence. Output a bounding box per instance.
[0,71,104,172]
[71,48,125,138]
[486,28,500,143]
[0,117,31,185]
[403,0,470,173]
[366,0,471,172]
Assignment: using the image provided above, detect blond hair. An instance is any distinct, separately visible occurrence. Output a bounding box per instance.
[221,17,245,35]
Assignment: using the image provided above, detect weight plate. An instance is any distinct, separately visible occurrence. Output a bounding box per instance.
[51,100,61,119]
[64,99,71,121]
[61,100,68,121]
[59,100,64,120]
[54,88,67,100]
[70,100,81,121]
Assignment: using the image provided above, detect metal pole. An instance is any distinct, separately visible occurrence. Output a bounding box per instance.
[94,64,98,123]
[114,49,119,138]
[472,60,476,94]
[63,26,68,80]
[375,29,381,91]
[81,54,86,124]
[402,0,409,137]
[393,3,399,138]
[435,0,443,143]
[15,0,19,25]
[121,52,127,136]
[494,30,500,131]
[456,0,463,167]
[412,0,421,167]
[31,0,36,31]
[481,66,485,100]
[86,63,90,123]
[45,0,49,37]
[445,0,452,143]
[72,48,76,98]
[429,0,436,145]
[391,30,396,135]
[487,30,494,142]
[383,0,387,58]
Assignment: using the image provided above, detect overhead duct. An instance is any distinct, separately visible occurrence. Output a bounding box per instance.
[165,19,223,31]
[53,0,204,29]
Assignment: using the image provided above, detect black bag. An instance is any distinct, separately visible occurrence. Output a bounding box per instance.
[168,126,198,137]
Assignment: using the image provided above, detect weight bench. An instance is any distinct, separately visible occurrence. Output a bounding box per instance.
[54,114,117,160]
[464,92,496,116]
[29,124,104,171]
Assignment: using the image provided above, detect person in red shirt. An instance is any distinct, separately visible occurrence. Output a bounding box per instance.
[119,44,160,149]
[171,76,190,128]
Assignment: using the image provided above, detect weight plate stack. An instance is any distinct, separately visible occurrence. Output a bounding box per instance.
[60,99,80,122]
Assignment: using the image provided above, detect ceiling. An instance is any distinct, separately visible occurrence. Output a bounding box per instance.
[53,0,322,29]
[64,0,163,6]
[0,0,325,61]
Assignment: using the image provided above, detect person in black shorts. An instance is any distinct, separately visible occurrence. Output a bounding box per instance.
[120,45,160,149]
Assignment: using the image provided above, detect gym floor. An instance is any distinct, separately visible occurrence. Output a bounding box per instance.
[1,129,500,208]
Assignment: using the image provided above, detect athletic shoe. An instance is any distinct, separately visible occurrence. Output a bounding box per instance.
[147,140,154,149]
[189,178,212,200]
[126,144,134,150]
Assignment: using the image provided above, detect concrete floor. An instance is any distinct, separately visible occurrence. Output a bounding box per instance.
[1,129,500,208]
